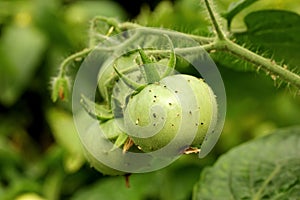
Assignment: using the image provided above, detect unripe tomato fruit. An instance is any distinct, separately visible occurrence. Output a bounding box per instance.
[123,74,217,152]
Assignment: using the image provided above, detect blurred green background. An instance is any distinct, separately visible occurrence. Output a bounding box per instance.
[0,0,299,199]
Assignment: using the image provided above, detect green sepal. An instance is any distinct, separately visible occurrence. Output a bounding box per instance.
[80,94,113,121]
[111,95,125,118]
[51,76,70,102]
[103,78,115,104]
[113,64,144,90]
[162,35,176,78]
[130,85,147,97]
[99,119,122,139]
[110,133,128,151]
[138,49,161,83]
[138,48,152,63]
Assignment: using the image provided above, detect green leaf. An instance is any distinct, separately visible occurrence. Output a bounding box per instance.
[64,1,127,25]
[193,126,300,200]
[0,25,46,106]
[222,0,259,29]
[33,0,73,48]
[136,0,210,35]
[46,108,85,173]
[72,156,204,200]
[72,173,160,200]
[234,10,300,69]
[244,10,300,33]
[14,193,46,200]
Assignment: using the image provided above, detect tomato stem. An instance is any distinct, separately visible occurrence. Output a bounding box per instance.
[89,16,121,47]
[217,39,300,90]
[119,22,215,44]
[137,42,300,90]
[58,48,93,77]
[203,0,226,40]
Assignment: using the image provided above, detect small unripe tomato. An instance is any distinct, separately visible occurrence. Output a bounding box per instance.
[123,74,217,152]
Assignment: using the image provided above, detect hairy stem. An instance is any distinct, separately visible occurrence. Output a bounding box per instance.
[89,16,121,47]
[142,41,300,89]
[203,0,226,40]
[216,39,300,89]
[58,48,93,77]
[119,22,214,44]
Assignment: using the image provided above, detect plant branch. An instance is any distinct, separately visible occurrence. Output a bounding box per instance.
[141,41,300,89]
[118,22,214,44]
[215,39,300,89]
[203,0,226,40]
[58,11,300,91]
[58,48,93,77]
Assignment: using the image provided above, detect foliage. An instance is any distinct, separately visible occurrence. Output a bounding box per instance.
[193,126,300,199]
[0,0,299,199]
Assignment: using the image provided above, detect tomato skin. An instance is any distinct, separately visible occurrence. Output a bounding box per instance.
[83,147,126,176]
[123,74,218,152]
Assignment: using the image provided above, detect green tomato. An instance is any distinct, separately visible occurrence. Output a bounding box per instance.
[83,145,126,176]
[81,118,145,176]
[81,119,127,176]
[123,74,217,152]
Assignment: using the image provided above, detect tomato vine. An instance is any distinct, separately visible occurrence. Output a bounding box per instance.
[52,0,300,99]
[50,0,300,175]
